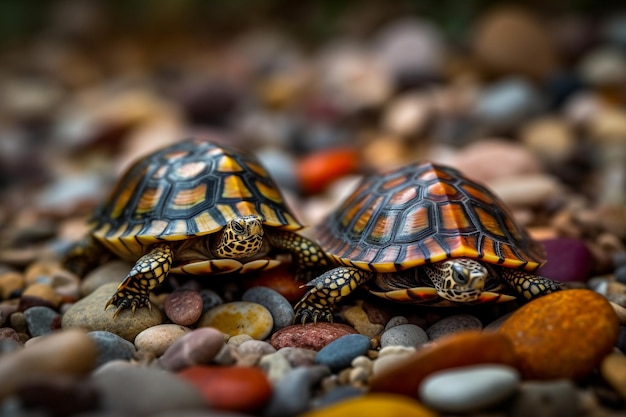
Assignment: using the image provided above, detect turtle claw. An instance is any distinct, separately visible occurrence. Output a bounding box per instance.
[105,290,149,319]
[293,301,334,324]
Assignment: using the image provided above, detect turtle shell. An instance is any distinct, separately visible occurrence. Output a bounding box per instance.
[315,162,545,274]
[92,138,302,259]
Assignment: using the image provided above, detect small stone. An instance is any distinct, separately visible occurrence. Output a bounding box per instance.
[177,365,272,413]
[601,353,626,401]
[425,314,482,340]
[520,117,575,165]
[508,380,580,417]
[134,324,191,357]
[62,282,162,341]
[315,334,371,372]
[419,364,520,413]
[259,351,293,383]
[271,323,358,351]
[299,393,436,417]
[380,324,428,348]
[384,316,409,331]
[579,46,626,86]
[238,340,277,358]
[498,289,619,380]
[198,301,273,340]
[21,283,62,309]
[24,306,60,337]
[0,271,24,299]
[487,174,563,208]
[9,311,28,334]
[228,334,254,347]
[536,238,593,282]
[242,286,294,331]
[296,147,360,194]
[369,331,517,396]
[276,346,318,367]
[158,327,226,372]
[262,365,331,417]
[372,346,417,376]
[80,260,133,297]
[88,330,136,367]
[243,264,306,303]
[343,305,384,338]
[199,289,223,313]
[164,289,203,326]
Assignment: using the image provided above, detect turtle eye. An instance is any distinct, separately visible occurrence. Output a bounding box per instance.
[451,264,469,285]
[232,221,245,234]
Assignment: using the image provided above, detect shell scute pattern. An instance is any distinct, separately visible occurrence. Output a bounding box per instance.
[92,138,302,259]
[315,162,545,272]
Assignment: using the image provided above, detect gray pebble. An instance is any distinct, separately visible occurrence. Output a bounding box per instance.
[426,314,482,340]
[384,315,409,331]
[199,289,223,313]
[242,287,294,330]
[315,334,371,372]
[88,331,136,367]
[276,347,317,367]
[508,380,579,417]
[261,365,331,417]
[419,364,520,413]
[24,306,59,337]
[616,265,626,285]
[238,340,277,356]
[380,323,428,348]
[259,351,293,383]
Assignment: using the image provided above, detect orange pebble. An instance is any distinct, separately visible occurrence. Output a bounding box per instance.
[296,147,360,194]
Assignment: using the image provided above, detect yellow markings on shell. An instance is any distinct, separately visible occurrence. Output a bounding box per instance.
[217,155,244,172]
[236,200,259,217]
[217,203,238,221]
[110,167,145,219]
[193,211,222,234]
[175,161,206,179]
[255,180,283,203]
[246,161,268,177]
[136,185,164,214]
[168,219,188,236]
[260,203,281,225]
[145,219,168,236]
[172,183,208,210]
[222,175,252,199]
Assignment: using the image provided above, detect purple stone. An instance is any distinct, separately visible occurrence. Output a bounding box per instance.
[536,238,593,283]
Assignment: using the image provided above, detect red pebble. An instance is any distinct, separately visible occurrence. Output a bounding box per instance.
[177,366,272,413]
[296,147,360,194]
[271,322,358,351]
[245,264,307,303]
[164,289,204,326]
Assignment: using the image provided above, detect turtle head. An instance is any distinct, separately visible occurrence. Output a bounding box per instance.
[215,215,264,259]
[426,258,487,302]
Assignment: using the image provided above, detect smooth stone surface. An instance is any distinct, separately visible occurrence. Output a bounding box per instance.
[134,324,191,356]
[88,330,136,367]
[62,282,162,341]
[380,324,428,348]
[80,261,133,297]
[198,301,273,340]
[259,351,293,383]
[0,271,24,299]
[315,334,371,372]
[276,347,318,367]
[343,304,384,338]
[508,380,579,417]
[299,393,436,417]
[24,306,60,337]
[0,329,97,400]
[536,238,594,282]
[243,264,306,303]
[487,174,563,207]
[242,286,294,330]
[425,314,482,340]
[92,360,205,414]
[498,289,619,380]
[271,323,358,351]
[601,353,626,400]
[158,327,226,372]
[370,331,517,396]
[372,346,417,376]
[199,288,223,313]
[419,364,520,413]
[178,365,272,413]
[474,78,544,128]
[238,340,277,357]
[164,289,203,326]
[21,283,62,308]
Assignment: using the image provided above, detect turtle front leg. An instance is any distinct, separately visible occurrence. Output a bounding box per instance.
[105,243,173,318]
[497,267,562,300]
[266,230,330,282]
[294,266,372,323]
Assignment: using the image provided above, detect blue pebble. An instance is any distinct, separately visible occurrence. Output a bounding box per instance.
[314,334,370,372]
[24,306,59,337]
[88,331,136,367]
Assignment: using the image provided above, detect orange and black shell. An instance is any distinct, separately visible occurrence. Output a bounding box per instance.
[92,138,302,260]
[315,162,546,274]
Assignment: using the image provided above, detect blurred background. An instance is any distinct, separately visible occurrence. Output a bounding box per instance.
[0,0,625,270]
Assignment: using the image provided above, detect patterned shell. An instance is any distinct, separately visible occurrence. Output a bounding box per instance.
[315,162,545,274]
[92,138,303,259]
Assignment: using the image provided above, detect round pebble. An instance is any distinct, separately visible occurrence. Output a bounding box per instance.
[237,339,277,357]
[419,364,520,413]
[243,264,306,303]
[80,260,133,297]
[24,306,60,337]
[343,304,385,338]
[259,351,293,383]
[498,289,619,380]
[300,393,436,417]
[88,330,137,367]
[0,271,24,299]
[296,147,360,194]
[199,289,223,313]
[242,286,294,330]
[270,323,358,351]
[164,289,203,326]
[276,346,318,367]
[158,327,226,372]
[21,283,62,309]
[262,365,331,417]
[508,380,580,417]
[380,323,429,348]
[134,324,191,356]
[425,314,482,340]
[315,334,371,372]
[537,238,594,282]
[372,346,417,376]
[198,301,273,340]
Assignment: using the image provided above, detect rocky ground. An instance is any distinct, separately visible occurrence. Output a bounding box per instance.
[1,2,626,416]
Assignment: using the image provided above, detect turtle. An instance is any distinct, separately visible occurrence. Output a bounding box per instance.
[64,137,329,317]
[294,161,562,323]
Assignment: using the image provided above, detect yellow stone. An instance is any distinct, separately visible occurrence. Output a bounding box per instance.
[22,283,62,308]
[198,301,273,340]
[0,272,24,299]
[298,394,436,417]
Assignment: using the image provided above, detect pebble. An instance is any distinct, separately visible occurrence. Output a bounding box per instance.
[228,334,254,347]
[243,264,306,303]
[508,380,580,417]
[158,327,226,372]
[384,315,409,331]
[164,289,204,326]
[177,365,272,413]
[259,351,293,383]
[261,365,331,417]
[242,286,295,330]
[498,289,619,379]
[372,346,417,376]
[296,147,360,194]
[425,314,482,340]
[92,360,205,415]
[134,324,191,356]
[88,330,137,367]
[62,282,163,341]
[79,260,134,296]
[199,288,224,313]
[0,271,24,299]
[380,323,429,348]
[21,283,62,309]
[270,323,358,351]
[487,174,563,208]
[343,304,385,338]
[369,330,517,396]
[238,340,277,359]
[276,347,318,367]
[537,238,594,282]
[315,334,371,372]
[198,301,273,340]
[0,329,97,400]
[299,393,437,417]
[24,306,60,337]
[520,117,575,165]
[419,364,520,413]
[600,353,626,401]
